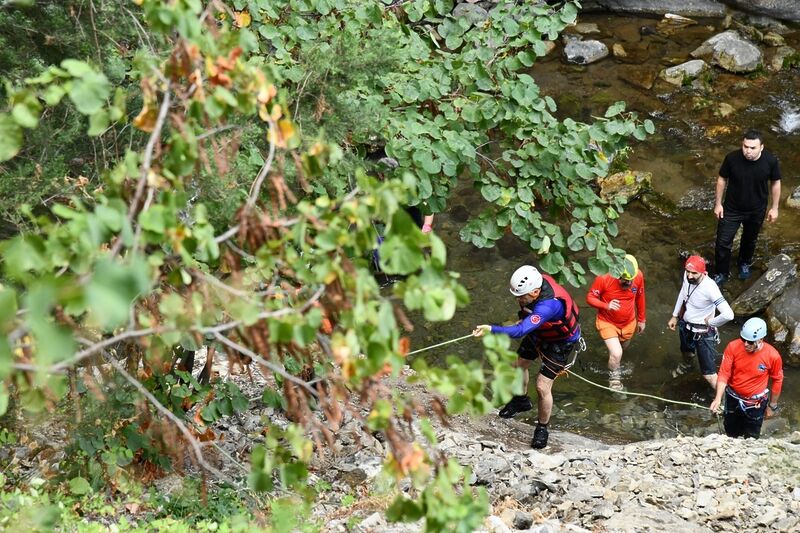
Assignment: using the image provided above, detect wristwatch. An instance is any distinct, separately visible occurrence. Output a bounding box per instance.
[768,403,780,411]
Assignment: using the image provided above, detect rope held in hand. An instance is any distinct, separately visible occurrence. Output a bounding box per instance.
[406,333,476,356]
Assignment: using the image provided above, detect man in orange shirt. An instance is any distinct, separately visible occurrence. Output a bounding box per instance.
[710,317,783,438]
[586,254,646,391]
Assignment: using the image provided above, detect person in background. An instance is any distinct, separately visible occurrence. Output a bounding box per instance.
[713,129,781,285]
[709,317,783,439]
[585,254,646,392]
[667,255,734,389]
[474,265,581,449]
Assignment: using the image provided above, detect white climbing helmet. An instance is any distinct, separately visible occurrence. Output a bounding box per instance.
[509,265,543,296]
[740,317,767,342]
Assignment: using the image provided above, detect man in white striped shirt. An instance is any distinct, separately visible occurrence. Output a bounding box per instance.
[667,255,734,389]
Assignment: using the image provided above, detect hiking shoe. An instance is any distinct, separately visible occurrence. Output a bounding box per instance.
[712,273,728,286]
[532,424,549,449]
[672,361,694,379]
[739,264,751,280]
[499,395,533,418]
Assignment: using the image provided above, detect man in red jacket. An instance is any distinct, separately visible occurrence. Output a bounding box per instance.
[710,317,783,438]
[585,255,646,391]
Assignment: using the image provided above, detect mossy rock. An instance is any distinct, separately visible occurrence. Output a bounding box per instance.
[597,170,652,204]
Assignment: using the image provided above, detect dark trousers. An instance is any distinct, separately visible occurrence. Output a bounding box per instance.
[723,390,768,439]
[714,207,765,276]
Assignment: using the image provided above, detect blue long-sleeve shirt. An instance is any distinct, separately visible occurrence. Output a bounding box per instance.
[490,299,580,342]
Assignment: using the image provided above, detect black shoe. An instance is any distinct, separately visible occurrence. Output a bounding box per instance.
[532,424,549,449]
[739,263,751,280]
[499,395,533,418]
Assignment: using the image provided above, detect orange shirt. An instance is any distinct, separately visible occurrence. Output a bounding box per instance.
[586,272,646,328]
[718,339,784,398]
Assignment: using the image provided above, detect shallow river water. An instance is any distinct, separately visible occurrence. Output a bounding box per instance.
[409,13,800,442]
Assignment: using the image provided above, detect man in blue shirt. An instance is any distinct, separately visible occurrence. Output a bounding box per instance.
[475,265,581,449]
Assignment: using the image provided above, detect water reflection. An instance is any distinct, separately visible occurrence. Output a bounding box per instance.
[408,13,800,443]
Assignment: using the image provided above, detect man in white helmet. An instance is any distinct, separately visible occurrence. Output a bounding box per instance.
[474,265,581,449]
[709,317,783,438]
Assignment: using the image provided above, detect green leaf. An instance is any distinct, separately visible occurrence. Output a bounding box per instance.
[88,109,109,136]
[539,252,564,273]
[69,476,92,495]
[0,288,18,326]
[138,205,166,234]
[604,101,625,118]
[42,85,66,106]
[68,71,111,115]
[0,114,23,162]
[61,59,95,77]
[12,102,39,129]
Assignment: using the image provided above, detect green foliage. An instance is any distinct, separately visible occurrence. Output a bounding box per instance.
[386,460,489,532]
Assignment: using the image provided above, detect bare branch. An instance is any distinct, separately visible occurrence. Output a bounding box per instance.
[245,118,277,211]
[101,351,234,484]
[212,332,319,397]
[110,82,172,258]
[197,124,243,141]
[52,328,162,372]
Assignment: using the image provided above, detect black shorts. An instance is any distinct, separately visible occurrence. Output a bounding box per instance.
[517,335,576,380]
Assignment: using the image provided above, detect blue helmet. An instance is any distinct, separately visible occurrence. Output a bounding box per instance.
[740,317,767,342]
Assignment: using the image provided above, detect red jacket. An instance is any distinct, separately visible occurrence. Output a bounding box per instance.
[586,272,646,328]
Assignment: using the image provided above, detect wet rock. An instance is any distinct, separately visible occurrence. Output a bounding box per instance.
[640,191,679,217]
[452,3,489,26]
[618,66,657,90]
[677,186,716,210]
[766,279,800,363]
[691,31,763,73]
[769,46,797,72]
[564,40,609,65]
[597,170,652,203]
[573,22,601,35]
[789,186,800,209]
[656,13,698,37]
[731,253,797,315]
[660,59,708,86]
[762,31,785,47]
[724,0,800,23]
[579,1,726,18]
[715,102,735,118]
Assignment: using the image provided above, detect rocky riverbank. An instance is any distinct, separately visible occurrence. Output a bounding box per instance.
[311,373,800,532]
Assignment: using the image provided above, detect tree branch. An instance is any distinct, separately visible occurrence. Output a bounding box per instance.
[101,351,234,484]
[245,118,277,211]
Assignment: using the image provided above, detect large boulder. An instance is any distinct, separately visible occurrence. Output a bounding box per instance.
[766,280,800,365]
[597,170,652,203]
[691,31,763,73]
[724,0,800,23]
[564,39,609,65]
[660,59,709,86]
[731,254,797,315]
[579,0,727,17]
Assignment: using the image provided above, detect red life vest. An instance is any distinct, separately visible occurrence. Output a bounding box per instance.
[525,274,580,342]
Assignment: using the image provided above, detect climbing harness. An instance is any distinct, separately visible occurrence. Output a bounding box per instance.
[726,387,769,411]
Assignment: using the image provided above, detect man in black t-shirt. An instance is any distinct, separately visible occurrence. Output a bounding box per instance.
[713,130,781,285]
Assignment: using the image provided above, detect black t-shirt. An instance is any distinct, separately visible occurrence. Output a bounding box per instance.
[719,149,781,212]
